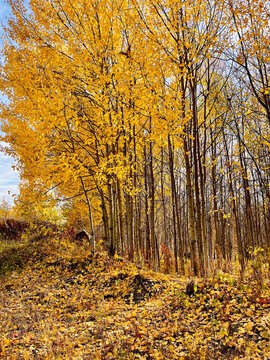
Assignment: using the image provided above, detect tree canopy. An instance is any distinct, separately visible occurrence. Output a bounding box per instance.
[1,0,270,275]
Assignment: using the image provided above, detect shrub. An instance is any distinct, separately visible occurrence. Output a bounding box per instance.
[0,219,29,242]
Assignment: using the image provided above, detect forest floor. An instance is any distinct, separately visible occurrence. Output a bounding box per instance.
[0,237,270,359]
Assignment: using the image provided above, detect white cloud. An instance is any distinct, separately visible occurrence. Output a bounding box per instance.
[0,149,19,203]
[0,157,19,180]
[0,184,18,197]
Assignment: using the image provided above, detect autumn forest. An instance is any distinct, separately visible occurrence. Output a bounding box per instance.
[1,0,270,359]
[1,0,270,277]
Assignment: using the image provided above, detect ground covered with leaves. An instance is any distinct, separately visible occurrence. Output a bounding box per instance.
[0,239,270,359]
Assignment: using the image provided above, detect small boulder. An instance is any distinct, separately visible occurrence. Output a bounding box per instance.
[75,230,90,244]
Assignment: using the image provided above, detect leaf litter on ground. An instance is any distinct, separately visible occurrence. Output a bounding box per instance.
[0,240,270,359]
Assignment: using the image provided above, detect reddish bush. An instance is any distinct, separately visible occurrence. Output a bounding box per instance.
[0,219,29,242]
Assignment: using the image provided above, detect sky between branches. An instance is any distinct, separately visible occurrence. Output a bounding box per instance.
[0,2,19,203]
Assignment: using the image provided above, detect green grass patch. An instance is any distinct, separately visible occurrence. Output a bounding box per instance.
[0,239,36,275]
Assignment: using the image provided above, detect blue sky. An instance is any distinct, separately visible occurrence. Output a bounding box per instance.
[0,2,19,203]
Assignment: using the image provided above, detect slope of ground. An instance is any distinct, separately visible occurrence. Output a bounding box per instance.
[0,238,270,359]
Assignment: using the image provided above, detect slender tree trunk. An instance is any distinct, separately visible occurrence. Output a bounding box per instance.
[183,137,200,276]
[222,131,245,274]
[168,135,185,273]
[80,177,95,253]
[161,147,170,272]
[117,179,124,256]
[149,133,156,270]
[144,144,151,265]
[191,81,205,276]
